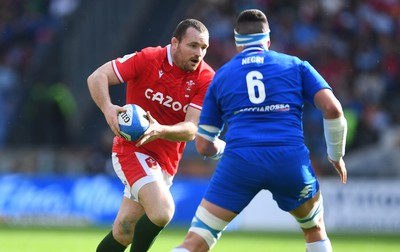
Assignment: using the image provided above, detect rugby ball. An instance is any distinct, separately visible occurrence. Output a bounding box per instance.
[118,104,149,141]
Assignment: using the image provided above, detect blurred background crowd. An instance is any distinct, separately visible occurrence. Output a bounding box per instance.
[0,0,399,178]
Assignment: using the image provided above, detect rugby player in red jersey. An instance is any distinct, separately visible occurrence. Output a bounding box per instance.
[87,19,214,252]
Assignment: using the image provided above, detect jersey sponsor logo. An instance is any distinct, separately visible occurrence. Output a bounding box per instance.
[234,103,290,114]
[144,88,189,112]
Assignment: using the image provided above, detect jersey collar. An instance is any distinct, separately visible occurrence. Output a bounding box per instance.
[242,45,267,54]
[164,44,194,76]
[166,44,173,66]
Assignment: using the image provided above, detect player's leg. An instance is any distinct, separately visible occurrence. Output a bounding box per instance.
[290,190,332,252]
[116,151,174,252]
[97,145,149,252]
[267,145,332,252]
[172,199,236,252]
[98,189,167,252]
[96,197,144,252]
[113,197,146,245]
[172,149,262,252]
[130,179,175,252]
[101,143,174,251]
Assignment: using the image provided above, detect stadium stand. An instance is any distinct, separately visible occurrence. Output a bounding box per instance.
[184,0,400,177]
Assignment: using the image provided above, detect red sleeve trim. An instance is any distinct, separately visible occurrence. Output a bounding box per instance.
[111,60,124,83]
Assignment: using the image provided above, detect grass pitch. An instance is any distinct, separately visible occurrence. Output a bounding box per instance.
[0,226,399,252]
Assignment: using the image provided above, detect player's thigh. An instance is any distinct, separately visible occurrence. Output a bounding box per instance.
[113,148,174,225]
[113,148,172,201]
[138,180,175,223]
[204,151,263,214]
[268,145,320,212]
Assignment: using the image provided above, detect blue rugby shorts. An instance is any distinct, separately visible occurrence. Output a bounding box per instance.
[204,145,319,213]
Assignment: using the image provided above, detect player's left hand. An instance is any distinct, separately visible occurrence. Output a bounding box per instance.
[136,111,163,147]
[328,157,347,184]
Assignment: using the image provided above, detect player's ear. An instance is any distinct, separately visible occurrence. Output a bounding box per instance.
[171,37,178,48]
[236,45,244,53]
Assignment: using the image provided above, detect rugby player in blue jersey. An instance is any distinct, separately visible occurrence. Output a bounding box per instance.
[171,9,347,252]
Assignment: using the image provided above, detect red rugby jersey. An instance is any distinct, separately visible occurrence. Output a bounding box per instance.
[111,45,215,176]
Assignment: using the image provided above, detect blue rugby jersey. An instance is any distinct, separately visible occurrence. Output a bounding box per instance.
[199,46,331,148]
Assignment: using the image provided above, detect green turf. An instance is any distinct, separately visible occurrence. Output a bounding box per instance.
[0,226,399,252]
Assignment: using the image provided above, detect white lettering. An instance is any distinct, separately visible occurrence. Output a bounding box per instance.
[234,103,290,115]
[172,101,182,111]
[145,88,153,99]
[152,92,164,104]
[163,96,173,108]
[242,56,264,65]
[183,104,189,113]
[144,88,188,113]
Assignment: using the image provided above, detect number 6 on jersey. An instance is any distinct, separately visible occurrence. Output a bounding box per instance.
[246,71,265,104]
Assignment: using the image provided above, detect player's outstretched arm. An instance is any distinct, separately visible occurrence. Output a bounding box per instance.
[314,89,348,184]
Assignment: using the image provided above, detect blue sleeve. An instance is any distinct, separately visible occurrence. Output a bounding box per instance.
[301,61,332,106]
[199,79,224,130]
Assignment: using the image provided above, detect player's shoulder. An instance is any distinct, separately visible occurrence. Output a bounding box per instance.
[189,61,215,86]
[139,46,166,60]
[197,60,215,77]
[269,50,302,63]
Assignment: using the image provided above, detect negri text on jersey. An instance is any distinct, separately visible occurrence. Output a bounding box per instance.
[242,56,264,65]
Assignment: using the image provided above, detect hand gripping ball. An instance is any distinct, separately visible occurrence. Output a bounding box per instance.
[118,104,150,141]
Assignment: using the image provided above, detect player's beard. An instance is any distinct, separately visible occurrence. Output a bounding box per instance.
[177,57,199,72]
[174,48,201,72]
[185,57,200,72]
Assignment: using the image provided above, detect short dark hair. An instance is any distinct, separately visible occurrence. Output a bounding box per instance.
[173,19,208,41]
[235,9,269,35]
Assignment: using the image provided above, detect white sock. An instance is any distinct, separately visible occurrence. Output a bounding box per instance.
[306,239,332,252]
[170,248,190,252]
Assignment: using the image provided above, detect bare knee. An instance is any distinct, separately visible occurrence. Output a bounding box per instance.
[138,181,176,227]
[147,206,174,227]
[112,218,136,246]
[302,220,327,243]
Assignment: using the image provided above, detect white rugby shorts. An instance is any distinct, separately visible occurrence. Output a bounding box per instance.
[112,151,173,201]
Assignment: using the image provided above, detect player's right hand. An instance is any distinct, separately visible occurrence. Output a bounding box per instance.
[135,111,162,147]
[103,104,126,137]
[328,157,347,184]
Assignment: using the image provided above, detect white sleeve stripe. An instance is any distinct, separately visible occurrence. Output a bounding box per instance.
[197,125,221,142]
[189,103,202,110]
[112,60,124,83]
[196,132,216,142]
